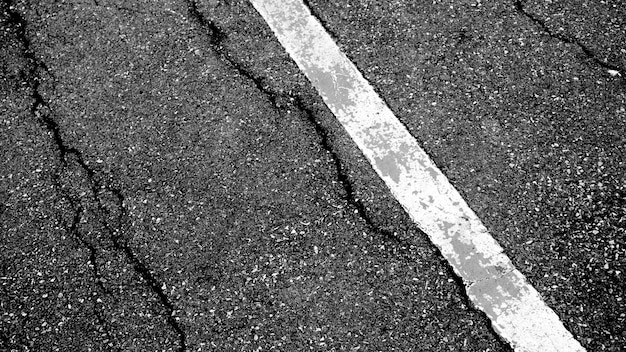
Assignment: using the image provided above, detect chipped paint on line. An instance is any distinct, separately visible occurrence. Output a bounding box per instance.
[374,152,401,183]
[251,1,586,351]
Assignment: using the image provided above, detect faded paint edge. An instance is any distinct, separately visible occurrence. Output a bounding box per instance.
[250,1,586,352]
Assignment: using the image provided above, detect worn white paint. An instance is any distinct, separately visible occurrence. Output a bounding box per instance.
[250,0,586,351]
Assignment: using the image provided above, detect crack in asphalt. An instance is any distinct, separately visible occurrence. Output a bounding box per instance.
[182,4,507,339]
[64,192,121,350]
[291,97,418,252]
[4,2,186,350]
[221,2,514,349]
[181,16,516,350]
[193,5,513,346]
[513,0,624,79]
[185,0,416,254]
[3,1,117,347]
[295,4,514,348]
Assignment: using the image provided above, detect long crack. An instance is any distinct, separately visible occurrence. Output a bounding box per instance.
[3,1,117,347]
[189,3,514,349]
[184,2,493,301]
[185,0,415,254]
[5,2,186,350]
[513,0,624,78]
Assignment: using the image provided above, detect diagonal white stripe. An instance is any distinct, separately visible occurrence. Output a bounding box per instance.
[250,0,586,351]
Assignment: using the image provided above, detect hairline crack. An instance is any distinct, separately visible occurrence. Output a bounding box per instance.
[513,0,624,79]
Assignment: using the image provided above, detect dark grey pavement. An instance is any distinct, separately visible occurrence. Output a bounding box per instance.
[1,0,624,351]
[300,0,625,350]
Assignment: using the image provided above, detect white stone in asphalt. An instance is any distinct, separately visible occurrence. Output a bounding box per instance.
[250,0,587,351]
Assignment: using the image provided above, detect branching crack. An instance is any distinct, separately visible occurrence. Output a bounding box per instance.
[5,2,186,350]
[513,0,624,78]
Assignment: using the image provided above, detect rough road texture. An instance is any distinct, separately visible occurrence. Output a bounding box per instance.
[1,0,513,351]
[302,0,625,351]
[2,0,624,351]
[2,1,185,350]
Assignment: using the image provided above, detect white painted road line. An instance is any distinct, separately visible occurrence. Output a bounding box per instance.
[251,1,586,351]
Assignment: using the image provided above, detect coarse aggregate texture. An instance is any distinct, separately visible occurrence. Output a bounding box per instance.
[515,0,626,74]
[1,1,186,350]
[1,0,515,351]
[301,0,626,351]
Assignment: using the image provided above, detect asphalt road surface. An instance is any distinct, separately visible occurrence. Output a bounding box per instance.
[1,0,624,351]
